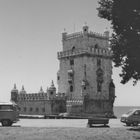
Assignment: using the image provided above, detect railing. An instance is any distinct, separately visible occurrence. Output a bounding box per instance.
[63,31,108,40]
[57,48,112,59]
[66,100,83,105]
[18,93,66,101]
[88,31,108,39]
[63,31,82,40]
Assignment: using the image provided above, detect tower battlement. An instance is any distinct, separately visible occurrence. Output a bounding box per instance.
[61,25,110,52]
[62,26,109,41]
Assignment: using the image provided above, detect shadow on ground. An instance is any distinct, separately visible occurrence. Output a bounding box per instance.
[87,125,110,128]
[0,125,21,127]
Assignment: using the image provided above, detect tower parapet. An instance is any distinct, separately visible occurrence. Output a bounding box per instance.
[62,25,109,41]
[47,81,56,100]
[19,85,26,94]
[58,47,112,59]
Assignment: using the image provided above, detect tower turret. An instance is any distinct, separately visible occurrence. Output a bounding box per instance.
[82,24,89,35]
[57,25,115,116]
[11,84,18,103]
[104,28,109,38]
[38,86,44,94]
[19,85,26,94]
[47,81,56,99]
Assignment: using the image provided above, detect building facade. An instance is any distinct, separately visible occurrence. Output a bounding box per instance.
[11,25,115,117]
[11,82,66,115]
[57,25,115,117]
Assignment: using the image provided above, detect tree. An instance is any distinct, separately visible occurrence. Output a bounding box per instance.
[97,0,140,85]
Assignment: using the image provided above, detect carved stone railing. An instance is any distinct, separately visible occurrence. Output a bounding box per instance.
[66,100,83,106]
[63,31,108,40]
[57,48,112,59]
[64,31,82,40]
[88,31,108,39]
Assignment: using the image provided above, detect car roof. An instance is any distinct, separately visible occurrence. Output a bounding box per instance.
[130,109,140,112]
[0,102,17,105]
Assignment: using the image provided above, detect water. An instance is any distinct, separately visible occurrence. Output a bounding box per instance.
[114,106,140,118]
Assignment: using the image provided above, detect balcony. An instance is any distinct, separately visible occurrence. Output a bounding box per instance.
[57,48,112,59]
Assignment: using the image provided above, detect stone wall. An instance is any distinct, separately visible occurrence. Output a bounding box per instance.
[57,26,115,116]
[17,99,66,115]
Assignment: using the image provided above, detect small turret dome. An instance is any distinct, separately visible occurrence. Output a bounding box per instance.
[19,85,26,94]
[38,86,44,94]
[48,80,56,91]
[11,84,18,93]
[82,24,89,34]
[104,27,109,38]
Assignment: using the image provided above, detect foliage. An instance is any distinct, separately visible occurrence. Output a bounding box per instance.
[97,0,140,85]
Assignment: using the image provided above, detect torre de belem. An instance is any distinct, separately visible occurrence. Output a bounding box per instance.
[57,25,115,117]
[11,25,115,117]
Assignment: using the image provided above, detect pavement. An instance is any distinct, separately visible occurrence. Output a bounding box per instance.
[3,118,129,128]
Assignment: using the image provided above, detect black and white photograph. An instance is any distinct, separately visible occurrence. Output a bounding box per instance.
[0,0,140,139]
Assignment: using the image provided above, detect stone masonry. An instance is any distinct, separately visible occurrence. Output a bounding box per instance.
[57,25,115,117]
[11,25,115,117]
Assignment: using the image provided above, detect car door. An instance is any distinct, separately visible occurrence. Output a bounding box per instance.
[132,110,140,123]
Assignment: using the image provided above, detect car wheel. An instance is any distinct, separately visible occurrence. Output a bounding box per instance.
[133,122,138,126]
[2,120,12,126]
[126,123,131,126]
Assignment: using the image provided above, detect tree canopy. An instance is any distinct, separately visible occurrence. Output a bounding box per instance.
[97,0,140,85]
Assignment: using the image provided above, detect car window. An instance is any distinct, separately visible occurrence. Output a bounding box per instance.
[126,110,133,115]
[134,110,140,115]
[0,105,13,110]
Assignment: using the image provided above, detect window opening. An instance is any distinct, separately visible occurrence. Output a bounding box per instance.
[30,107,33,112]
[70,85,73,92]
[42,108,45,112]
[97,58,101,66]
[24,107,26,112]
[57,76,60,80]
[70,59,74,65]
[36,108,39,112]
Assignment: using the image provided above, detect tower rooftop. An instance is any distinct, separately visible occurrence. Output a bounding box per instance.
[62,25,109,41]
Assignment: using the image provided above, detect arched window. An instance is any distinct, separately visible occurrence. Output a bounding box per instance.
[36,108,39,112]
[30,107,33,112]
[42,108,45,112]
[24,107,26,112]
[57,76,60,80]
[97,58,101,66]
[70,59,74,65]
[70,85,73,92]
[97,82,102,92]
[95,44,98,49]
[72,46,75,51]
[96,68,104,93]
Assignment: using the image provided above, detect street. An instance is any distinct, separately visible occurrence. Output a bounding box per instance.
[1,118,127,128]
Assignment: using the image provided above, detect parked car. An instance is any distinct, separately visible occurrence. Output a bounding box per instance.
[87,117,109,127]
[120,109,140,126]
[0,102,19,126]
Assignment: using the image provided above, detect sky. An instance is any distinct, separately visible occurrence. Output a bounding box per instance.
[0,0,140,106]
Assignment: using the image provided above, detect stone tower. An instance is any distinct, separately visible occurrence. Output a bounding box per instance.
[57,25,115,117]
[11,84,18,103]
[47,81,56,100]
